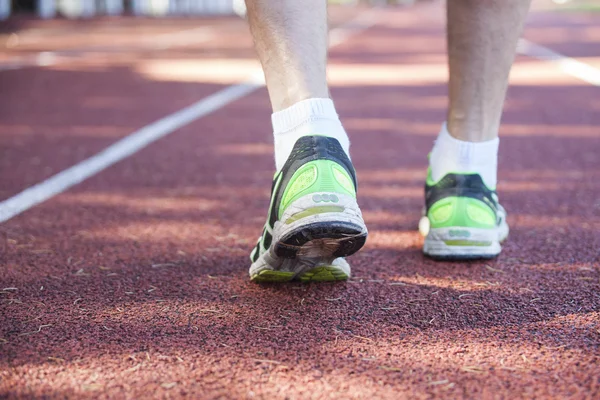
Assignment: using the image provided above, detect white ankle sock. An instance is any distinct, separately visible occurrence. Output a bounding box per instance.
[272,98,350,171]
[429,123,499,189]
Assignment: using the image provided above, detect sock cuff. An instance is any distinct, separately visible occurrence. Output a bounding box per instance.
[430,122,499,188]
[436,122,499,167]
[271,98,339,134]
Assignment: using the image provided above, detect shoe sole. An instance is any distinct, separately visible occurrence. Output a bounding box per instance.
[275,220,367,259]
[252,259,352,283]
[419,215,509,261]
[250,193,367,282]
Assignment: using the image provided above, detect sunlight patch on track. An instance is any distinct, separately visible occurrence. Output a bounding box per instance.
[215,143,274,156]
[135,59,597,86]
[55,192,223,212]
[362,230,422,251]
[136,58,262,84]
[0,26,215,71]
[74,221,250,246]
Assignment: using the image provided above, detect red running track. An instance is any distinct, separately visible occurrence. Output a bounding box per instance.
[1,3,599,399]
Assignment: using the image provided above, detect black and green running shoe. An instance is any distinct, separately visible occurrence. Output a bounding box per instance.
[249,135,368,282]
[419,170,509,260]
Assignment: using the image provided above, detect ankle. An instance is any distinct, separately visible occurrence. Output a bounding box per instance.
[429,122,499,188]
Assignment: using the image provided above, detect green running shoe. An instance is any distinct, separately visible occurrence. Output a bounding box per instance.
[249,135,368,282]
[419,170,509,260]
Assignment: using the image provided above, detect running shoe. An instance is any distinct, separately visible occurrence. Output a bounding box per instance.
[249,135,367,282]
[419,170,508,259]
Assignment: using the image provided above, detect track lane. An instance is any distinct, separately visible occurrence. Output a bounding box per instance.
[1,4,599,399]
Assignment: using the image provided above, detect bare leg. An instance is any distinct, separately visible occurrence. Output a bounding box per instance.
[245,0,365,283]
[245,0,329,112]
[446,0,531,142]
[244,0,348,171]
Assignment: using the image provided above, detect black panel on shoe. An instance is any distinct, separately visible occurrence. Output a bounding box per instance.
[262,231,272,250]
[425,173,498,214]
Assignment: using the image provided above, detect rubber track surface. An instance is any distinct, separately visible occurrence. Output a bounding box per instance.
[1,3,599,399]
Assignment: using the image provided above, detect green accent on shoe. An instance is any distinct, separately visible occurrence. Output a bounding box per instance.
[251,266,349,283]
[251,270,295,283]
[443,240,493,247]
[428,197,496,229]
[280,164,317,213]
[430,200,452,223]
[278,159,356,218]
[299,266,349,282]
[285,206,345,224]
[332,164,356,196]
[466,200,496,226]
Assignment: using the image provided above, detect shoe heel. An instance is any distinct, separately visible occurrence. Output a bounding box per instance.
[423,226,501,260]
[423,196,501,260]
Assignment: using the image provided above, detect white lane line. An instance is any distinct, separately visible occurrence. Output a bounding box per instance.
[518,38,600,86]
[0,11,380,224]
[0,82,260,223]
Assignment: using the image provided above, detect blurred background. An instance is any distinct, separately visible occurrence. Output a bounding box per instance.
[1,0,420,20]
[0,0,595,20]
